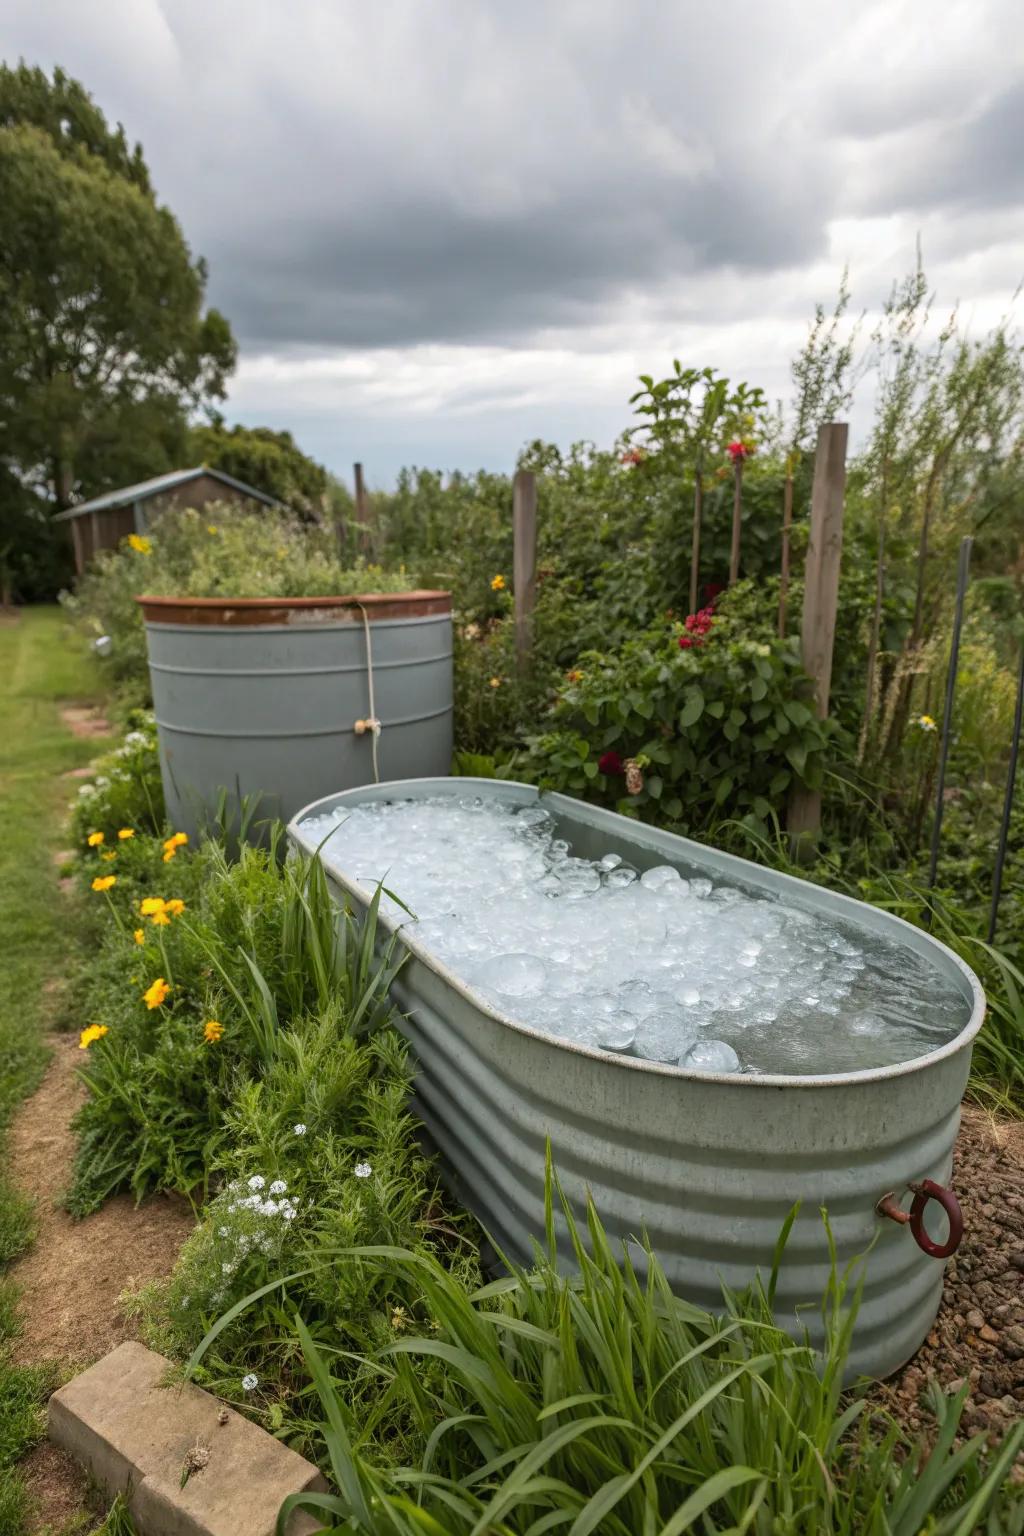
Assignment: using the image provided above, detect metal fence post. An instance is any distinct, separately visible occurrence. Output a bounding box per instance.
[513,469,538,673]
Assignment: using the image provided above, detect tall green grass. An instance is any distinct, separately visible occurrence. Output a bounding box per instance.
[191,1175,1024,1535]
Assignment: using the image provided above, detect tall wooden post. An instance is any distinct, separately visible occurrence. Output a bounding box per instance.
[354,462,370,556]
[689,450,703,614]
[728,457,744,585]
[513,469,538,674]
[778,465,793,638]
[787,423,848,850]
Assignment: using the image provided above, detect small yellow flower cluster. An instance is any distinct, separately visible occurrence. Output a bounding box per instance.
[138,896,186,927]
[118,827,135,840]
[203,1019,224,1044]
[87,831,105,847]
[916,714,938,733]
[489,677,502,689]
[79,1024,109,1049]
[134,928,146,945]
[100,850,117,862]
[162,831,189,863]
[143,976,170,1010]
[127,533,152,554]
[92,875,117,892]
[490,574,505,591]
[207,525,218,534]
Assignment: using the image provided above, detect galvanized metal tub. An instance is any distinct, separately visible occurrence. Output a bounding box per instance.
[137,593,452,838]
[288,777,985,1380]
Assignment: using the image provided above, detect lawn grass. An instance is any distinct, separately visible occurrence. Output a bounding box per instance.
[0,606,112,1532]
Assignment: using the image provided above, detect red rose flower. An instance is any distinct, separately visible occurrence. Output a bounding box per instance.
[598,750,624,775]
[678,634,693,649]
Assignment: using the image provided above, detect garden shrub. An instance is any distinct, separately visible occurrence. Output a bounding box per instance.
[522,600,832,834]
[62,503,412,706]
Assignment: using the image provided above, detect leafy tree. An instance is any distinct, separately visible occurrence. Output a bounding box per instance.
[0,62,235,511]
[189,421,328,518]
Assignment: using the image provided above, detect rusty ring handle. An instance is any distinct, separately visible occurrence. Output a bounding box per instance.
[876,1179,963,1259]
[908,1179,963,1259]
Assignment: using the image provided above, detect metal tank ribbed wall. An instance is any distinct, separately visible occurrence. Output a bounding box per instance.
[138,594,452,838]
[289,778,985,1382]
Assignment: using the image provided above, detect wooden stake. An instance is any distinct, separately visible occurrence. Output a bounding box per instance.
[728,457,743,585]
[778,466,793,638]
[788,423,848,850]
[513,469,538,673]
[354,462,369,556]
[689,450,703,614]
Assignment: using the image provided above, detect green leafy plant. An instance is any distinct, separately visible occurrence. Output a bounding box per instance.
[523,604,831,835]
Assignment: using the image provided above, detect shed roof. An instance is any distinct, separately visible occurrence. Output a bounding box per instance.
[52,467,281,522]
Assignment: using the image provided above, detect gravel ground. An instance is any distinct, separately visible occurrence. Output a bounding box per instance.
[875,1104,1024,1449]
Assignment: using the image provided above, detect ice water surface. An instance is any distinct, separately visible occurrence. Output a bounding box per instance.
[298,797,972,1076]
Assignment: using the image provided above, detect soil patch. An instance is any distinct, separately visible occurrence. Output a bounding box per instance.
[879,1104,1024,1447]
[19,1440,92,1535]
[57,706,111,742]
[6,1035,194,1370]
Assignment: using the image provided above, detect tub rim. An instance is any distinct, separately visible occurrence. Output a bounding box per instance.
[135,591,451,626]
[287,776,986,1092]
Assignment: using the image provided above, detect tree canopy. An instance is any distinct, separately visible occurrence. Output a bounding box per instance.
[189,422,329,518]
[0,62,236,514]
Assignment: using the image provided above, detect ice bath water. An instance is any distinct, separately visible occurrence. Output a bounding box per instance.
[299,796,972,1076]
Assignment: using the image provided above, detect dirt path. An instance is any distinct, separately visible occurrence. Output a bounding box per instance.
[7,1034,193,1371]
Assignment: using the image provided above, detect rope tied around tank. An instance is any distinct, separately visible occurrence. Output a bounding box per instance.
[353,601,381,783]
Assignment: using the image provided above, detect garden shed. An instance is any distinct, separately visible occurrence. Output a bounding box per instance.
[53,466,281,574]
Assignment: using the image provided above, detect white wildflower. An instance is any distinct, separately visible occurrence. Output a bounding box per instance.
[247,1175,265,1191]
[260,1200,279,1217]
[241,1373,258,1392]
[78,783,95,797]
[268,1180,287,1196]
[354,1162,372,1179]
[218,1226,229,1237]
[221,1261,234,1276]
[282,1206,297,1222]
[293,1123,307,1136]
[124,730,146,746]
[95,775,110,788]
[180,1296,190,1309]
[237,1236,251,1254]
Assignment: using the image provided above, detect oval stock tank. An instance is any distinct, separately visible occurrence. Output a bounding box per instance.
[289,778,984,1380]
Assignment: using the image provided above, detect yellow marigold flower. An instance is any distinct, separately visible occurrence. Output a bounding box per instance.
[162,832,188,860]
[162,847,177,862]
[207,525,218,534]
[566,669,583,683]
[143,976,170,1010]
[100,850,117,862]
[87,831,105,847]
[127,533,152,554]
[490,574,505,591]
[489,677,501,689]
[134,928,146,946]
[164,898,186,916]
[92,875,117,892]
[117,828,135,840]
[151,909,171,926]
[139,897,166,916]
[79,1024,109,1049]
[203,1020,224,1044]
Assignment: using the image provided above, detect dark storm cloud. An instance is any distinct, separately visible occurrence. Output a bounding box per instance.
[0,0,855,349]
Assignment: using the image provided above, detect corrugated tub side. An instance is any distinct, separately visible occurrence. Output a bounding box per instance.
[289,778,982,1381]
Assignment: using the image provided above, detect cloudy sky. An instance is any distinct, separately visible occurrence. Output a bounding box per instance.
[3,1,1024,484]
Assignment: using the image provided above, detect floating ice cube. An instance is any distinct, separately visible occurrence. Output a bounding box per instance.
[680,1039,741,1074]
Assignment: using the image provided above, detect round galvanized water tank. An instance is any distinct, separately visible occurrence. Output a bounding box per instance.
[137,593,452,837]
